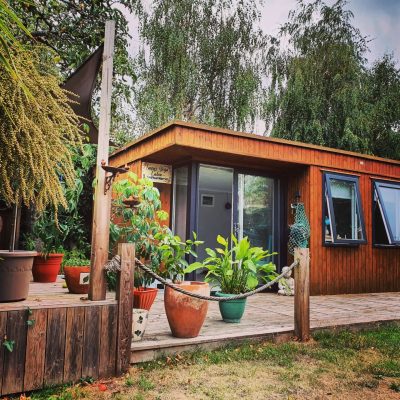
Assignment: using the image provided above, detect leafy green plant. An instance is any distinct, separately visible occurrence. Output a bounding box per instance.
[185,235,277,294]
[26,306,35,327]
[63,254,90,268]
[111,172,169,288]
[158,232,203,283]
[24,144,95,257]
[2,336,15,352]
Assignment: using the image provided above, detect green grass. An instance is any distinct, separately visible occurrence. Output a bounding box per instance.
[16,323,400,399]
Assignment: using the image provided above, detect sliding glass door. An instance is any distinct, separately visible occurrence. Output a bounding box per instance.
[235,173,275,252]
[171,164,281,281]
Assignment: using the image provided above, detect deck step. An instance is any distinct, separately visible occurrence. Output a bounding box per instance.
[131,327,294,363]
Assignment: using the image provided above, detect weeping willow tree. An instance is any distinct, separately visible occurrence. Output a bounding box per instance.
[133,0,268,134]
[0,45,82,213]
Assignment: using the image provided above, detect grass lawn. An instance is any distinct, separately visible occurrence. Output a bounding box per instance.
[14,323,400,400]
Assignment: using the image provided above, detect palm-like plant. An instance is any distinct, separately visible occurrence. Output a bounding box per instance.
[0,0,31,86]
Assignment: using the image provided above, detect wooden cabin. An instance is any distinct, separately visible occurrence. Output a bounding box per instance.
[109,121,400,296]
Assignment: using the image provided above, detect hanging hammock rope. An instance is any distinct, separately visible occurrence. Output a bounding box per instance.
[104,256,300,302]
[288,203,310,255]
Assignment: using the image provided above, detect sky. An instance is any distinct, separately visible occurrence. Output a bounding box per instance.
[123,0,400,64]
[259,0,400,63]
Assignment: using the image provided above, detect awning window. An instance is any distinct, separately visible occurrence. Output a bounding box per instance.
[373,180,400,245]
[323,172,366,245]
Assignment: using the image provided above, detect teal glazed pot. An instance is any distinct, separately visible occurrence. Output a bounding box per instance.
[215,292,247,323]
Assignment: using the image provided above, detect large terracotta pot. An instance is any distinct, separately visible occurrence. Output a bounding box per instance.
[0,251,37,302]
[32,253,64,283]
[164,281,209,338]
[64,266,90,294]
[133,287,158,311]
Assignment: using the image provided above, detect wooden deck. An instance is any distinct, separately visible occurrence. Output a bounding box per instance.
[132,290,400,363]
[3,282,399,366]
[0,279,116,312]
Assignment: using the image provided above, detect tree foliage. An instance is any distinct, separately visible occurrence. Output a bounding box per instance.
[133,0,268,133]
[11,0,137,144]
[264,0,400,159]
[0,45,82,212]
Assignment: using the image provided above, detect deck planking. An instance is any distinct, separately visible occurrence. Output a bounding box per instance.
[0,278,116,311]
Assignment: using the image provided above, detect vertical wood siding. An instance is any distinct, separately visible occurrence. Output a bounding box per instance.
[307,166,400,295]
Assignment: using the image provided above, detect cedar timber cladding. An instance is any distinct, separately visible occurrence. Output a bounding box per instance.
[109,121,400,295]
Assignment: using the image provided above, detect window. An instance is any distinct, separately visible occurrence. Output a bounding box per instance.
[323,173,366,245]
[373,180,400,245]
[201,194,214,207]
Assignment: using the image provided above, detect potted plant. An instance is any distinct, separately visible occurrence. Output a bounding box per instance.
[159,232,207,338]
[63,252,90,294]
[111,172,169,310]
[25,214,67,283]
[185,235,277,323]
[133,269,159,311]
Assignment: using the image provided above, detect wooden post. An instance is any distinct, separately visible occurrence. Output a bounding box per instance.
[89,20,115,301]
[294,248,310,341]
[115,243,134,374]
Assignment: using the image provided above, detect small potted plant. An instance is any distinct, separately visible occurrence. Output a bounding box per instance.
[159,232,207,338]
[185,235,277,323]
[25,213,67,283]
[63,252,91,294]
[133,269,159,311]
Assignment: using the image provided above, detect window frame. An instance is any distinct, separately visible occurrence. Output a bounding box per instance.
[322,172,367,246]
[373,179,400,246]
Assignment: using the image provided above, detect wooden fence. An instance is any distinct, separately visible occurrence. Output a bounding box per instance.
[0,243,134,397]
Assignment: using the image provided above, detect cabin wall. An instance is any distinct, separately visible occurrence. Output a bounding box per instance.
[308,165,400,295]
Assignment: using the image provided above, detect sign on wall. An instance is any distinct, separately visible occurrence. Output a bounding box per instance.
[142,162,172,184]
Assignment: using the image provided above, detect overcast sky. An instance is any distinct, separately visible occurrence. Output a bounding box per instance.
[124,0,400,64]
[260,0,400,63]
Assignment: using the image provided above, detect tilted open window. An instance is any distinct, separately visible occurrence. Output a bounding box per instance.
[373,180,400,246]
[323,172,366,245]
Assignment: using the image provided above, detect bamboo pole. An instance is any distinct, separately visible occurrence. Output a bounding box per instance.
[89,20,115,301]
[294,247,310,341]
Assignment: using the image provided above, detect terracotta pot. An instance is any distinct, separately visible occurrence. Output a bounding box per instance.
[64,266,90,294]
[0,251,37,302]
[164,281,209,338]
[132,308,149,341]
[32,253,64,283]
[133,287,158,311]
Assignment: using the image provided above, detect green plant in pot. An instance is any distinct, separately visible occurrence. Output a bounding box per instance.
[25,214,67,283]
[185,235,277,323]
[110,172,169,311]
[63,251,90,294]
[158,232,208,338]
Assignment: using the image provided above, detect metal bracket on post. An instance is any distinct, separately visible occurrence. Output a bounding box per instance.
[101,160,129,194]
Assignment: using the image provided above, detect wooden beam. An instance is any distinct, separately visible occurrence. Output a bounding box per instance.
[115,243,135,374]
[294,248,310,341]
[89,20,115,301]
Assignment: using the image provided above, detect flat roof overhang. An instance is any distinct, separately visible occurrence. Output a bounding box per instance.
[109,121,400,180]
[138,144,305,175]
